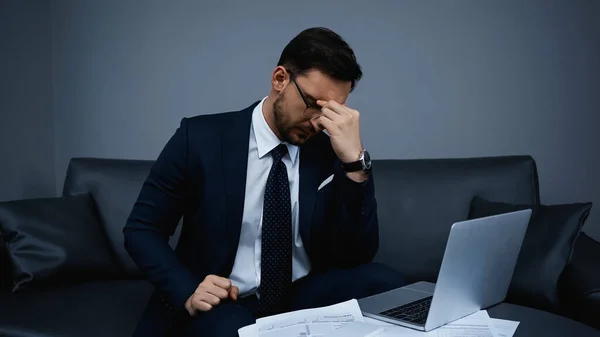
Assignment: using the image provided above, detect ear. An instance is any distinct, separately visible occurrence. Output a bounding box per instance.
[271,66,289,93]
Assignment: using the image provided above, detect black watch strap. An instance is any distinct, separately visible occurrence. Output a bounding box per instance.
[342,160,364,172]
[342,149,371,172]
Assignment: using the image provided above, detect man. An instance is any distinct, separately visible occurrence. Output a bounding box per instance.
[123,27,406,337]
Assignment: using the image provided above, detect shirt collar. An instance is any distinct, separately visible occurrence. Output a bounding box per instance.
[252,97,299,165]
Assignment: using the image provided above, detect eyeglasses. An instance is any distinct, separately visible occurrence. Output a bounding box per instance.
[288,70,323,119]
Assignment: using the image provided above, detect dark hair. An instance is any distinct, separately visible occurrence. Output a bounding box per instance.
[277,27,363,91]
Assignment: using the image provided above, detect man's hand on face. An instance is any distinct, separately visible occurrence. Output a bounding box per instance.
[184,274,239,317]
[312,100,368,182]
[313,100,363,164]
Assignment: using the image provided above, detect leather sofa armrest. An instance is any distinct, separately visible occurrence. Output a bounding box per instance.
[0,232,13,293]
[558,232,600,330]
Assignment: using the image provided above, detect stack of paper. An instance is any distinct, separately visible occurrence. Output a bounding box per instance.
[238,299,365,337]
[238,299,520,337]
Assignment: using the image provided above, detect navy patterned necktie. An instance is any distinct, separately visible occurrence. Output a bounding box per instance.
[258,143,293,317]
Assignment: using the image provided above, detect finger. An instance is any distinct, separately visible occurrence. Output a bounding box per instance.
[192,297,214,312]
[208,275,232,290]
[186,298,198,317]
[316,115,336,133]
[205,284,229,299]
[230,286,239,301]
[197,291,221,306]
[317,100,350,116]
[320,107,343,123]
[310,117,325,133]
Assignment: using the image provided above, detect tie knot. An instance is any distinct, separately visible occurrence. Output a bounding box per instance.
[270,144,288,162]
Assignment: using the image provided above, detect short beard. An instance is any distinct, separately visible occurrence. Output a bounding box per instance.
[273,93,299,145]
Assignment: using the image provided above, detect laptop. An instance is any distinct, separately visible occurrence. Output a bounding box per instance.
[358,209,531,332]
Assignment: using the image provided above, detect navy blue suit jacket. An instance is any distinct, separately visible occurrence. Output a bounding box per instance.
[123,101,379,334]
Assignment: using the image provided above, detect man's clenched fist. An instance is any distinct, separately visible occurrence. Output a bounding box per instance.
[184,274,239,316]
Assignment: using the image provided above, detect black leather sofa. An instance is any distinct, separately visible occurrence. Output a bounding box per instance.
[0,155,598,337]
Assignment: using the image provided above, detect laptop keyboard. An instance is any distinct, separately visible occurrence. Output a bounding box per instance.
[378,296,432,325]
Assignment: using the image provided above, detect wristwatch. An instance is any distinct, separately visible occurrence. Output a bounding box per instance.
[342,149,372,172]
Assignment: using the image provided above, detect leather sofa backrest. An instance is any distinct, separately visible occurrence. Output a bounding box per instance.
[62,158,181,277]
[371,155,540,282]
[59,155,539,281]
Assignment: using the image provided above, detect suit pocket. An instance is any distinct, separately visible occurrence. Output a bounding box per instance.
[317,174,334,191]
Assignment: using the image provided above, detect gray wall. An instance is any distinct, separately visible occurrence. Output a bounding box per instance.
[50,0,600,241]
[0,0,55,202]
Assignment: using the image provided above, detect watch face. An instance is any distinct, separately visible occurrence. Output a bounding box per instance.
[362,150,371,169]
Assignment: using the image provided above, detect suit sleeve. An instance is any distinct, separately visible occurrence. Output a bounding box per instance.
[327,162,379,268]
[123,117,201,315]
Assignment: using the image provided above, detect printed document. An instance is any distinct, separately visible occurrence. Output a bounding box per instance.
[238,299,364,337]
[489,318,519,337]
[329,309,520,337]
[238,299,520,337]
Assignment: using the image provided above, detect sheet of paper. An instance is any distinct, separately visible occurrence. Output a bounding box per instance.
[238,324,258,337]
[331,310,507,337]
[329,320,425,337]
[238,299,364,337]
[430,310,497,337]
[329,319,426,337]
[309,321,387,337]
[489,318,519,337]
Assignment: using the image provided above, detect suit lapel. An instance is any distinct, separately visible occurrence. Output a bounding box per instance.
[221,102,257,265]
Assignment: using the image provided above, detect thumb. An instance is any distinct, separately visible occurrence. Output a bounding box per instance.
[229,286,240,301]
[310,116,325,133]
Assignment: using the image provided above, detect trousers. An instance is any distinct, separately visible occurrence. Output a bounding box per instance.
[177,262,407,337]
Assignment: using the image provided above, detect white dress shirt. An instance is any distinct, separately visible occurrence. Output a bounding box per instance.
[228,97,312,297]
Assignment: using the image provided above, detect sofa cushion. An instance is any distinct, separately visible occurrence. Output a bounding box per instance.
[61,158,182,277]
[558,232,600,330]
[0,232,12,292]
[0,280,152,337]
[469,196,592,313]
[0,194,120,292]
[372,156,540,282]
